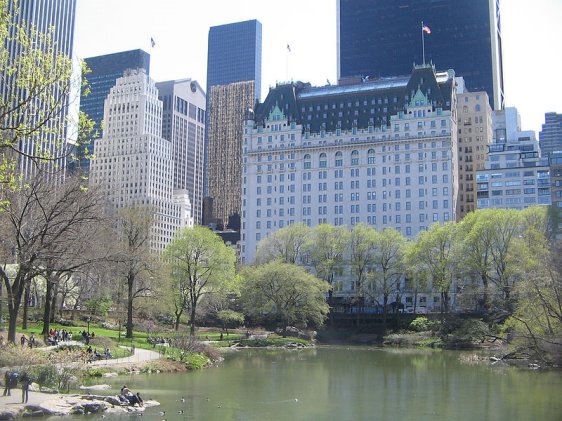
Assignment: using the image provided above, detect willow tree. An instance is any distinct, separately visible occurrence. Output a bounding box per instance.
[305,224,349,315]
[255,222,311,264]
[410,222,458,314]
[165,226,236,335]
[348,223,377,322]
[370,228,407,325]
[241,261,329,336]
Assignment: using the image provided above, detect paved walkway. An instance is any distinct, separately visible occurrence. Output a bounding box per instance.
[89,346,160,366]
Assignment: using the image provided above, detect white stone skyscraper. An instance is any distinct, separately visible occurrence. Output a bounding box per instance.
[156,79,206,225]
[90,69,193,252]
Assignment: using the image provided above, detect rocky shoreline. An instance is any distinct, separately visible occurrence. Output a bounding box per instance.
[0,391,160,420]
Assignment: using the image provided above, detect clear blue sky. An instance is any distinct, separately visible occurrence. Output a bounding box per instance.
[75,0,561,135]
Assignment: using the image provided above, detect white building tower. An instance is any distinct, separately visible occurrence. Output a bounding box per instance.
[90,69,193,252]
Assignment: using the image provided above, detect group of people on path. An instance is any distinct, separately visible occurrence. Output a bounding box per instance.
[46,329,73,345]
[18,334,36,349]
[3,370,31,403]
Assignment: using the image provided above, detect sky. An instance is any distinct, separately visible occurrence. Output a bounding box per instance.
[74,0,561,135]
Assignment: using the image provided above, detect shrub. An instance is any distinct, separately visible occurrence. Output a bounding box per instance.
[409,317,431,332]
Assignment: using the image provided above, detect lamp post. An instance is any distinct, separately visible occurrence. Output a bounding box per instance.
[87,316,91,335]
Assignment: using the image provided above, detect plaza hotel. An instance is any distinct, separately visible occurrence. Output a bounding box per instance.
[241,65,460,264]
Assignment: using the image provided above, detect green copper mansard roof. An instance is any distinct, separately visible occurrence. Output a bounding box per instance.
[253,65,455,134]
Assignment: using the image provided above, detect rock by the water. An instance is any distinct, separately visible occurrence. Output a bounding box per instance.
[79,384,111,391]
[102,372,118,377]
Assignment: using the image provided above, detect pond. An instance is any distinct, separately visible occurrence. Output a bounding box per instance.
[58,346,561,420]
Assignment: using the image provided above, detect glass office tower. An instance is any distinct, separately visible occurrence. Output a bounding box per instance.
[204,19,262,215]
[337,0,504,110]
[206,19,262,101]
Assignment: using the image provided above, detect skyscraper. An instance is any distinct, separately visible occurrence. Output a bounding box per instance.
[89,69,193,252]
[1,0,77,177]
[337,0,504,110]
[79,49,150,171]
[204,19,262,224]
[206,19,262,100]
[207,81,255,228]
[156,79,206,225]
[539,112,562,159]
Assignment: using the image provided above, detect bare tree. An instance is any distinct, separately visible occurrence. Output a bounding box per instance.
[0,175,106,342]
[113,207,155,339]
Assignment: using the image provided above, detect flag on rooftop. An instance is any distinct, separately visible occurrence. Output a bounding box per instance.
[151,37,156,48]
[422,25,431,34]
[287,44,291,52]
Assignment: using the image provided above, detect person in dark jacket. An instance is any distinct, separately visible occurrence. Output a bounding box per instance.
[20,373,31,403]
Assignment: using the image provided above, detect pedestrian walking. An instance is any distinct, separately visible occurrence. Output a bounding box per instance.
[20,373,30,403]
[3,370,11,396]
[20,334,26,348]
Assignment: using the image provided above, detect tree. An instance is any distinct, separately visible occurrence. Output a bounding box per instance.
[305,224,348,320]
[410,223,458,314]
[370,228,406,325]
[0,175,106,342]
[240,261,329,336]
[0,0,94,194]
[347,223,377,323]
[164,226,236,336]
[507,240,562,364]
[113,207,155,339]
[255,223,311,264]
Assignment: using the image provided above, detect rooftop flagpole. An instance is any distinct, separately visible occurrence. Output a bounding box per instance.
[421,22,431,66]
[421,21,425,65]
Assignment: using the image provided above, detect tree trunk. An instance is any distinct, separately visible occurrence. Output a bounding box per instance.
[189,305,196,336]
[49,280,60,323]
[42,280,55,337]
[5,272,28,343]
[480,274,489,313]
[126,272,135,339]
[382,293,388,329]
[22,284,30,330]
[8,306,18,344]
[174,308,183,331]
[328,288,334,326]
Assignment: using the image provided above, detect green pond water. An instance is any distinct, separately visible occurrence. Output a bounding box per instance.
[57,346,561,421]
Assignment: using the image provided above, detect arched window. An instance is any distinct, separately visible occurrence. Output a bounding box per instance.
[367,149,376,164]
[319,153,327,168]
[351,150,360,165]
[304,154,311,169]
[335,151,343,167]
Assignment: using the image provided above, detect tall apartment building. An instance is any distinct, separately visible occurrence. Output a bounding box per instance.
[207,81,256,227]
[549,151,562,239]
[79,49,150,172]
[456,92,493,218]
[241,65,459,263]
[204,19,262,219]
[337,0,504,110]
[539,112,562,159]
[156,79,206,225]
[1,0,77,177]
[476,108,551,210]
[89,70,193,252]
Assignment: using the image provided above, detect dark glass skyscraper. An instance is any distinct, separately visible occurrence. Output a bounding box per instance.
[337,0,504,110]
[206,19,262,101]
[78,49,150,171]
[204,19,262,205]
